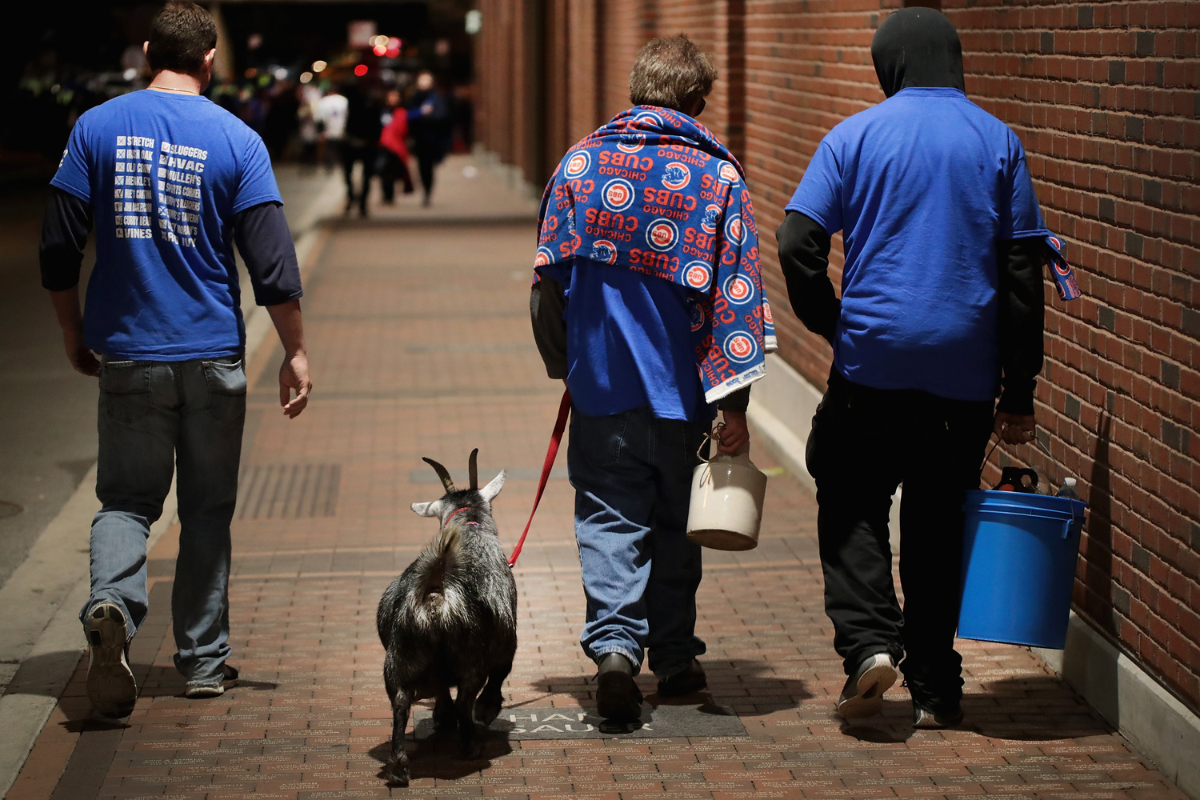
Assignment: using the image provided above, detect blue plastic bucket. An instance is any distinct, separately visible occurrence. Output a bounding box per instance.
[958,490,1087,649]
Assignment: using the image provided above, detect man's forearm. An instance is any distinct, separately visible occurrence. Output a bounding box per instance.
[267,299,306,354]
[996,237,1045,415]
[50,287,84,334]
[530,278,568,379]
[777,211,840,344]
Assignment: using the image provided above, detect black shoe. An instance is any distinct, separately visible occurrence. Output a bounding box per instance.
[657,659,707,698]
[595,653,642,721]
[836,652,897,719]
[912,698,964,729]
[85,603,137,718]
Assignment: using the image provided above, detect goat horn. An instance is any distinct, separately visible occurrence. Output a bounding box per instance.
[468,448,479,490]
[422,457,456,493]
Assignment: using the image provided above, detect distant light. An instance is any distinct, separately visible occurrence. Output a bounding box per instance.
[122,68,137,81]
[354,64,368,77]
[388,37,401,50]
[373,44,388,56]
[312,60,327,73]
[300,72,313,84]
[273,67,288,81]
[435,38,450,56]
[247,33,263,51]
[245,68,258,79]
[371,35,389,48]
[465,10,482,34]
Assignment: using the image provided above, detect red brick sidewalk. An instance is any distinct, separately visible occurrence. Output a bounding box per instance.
[7,158,1188,800]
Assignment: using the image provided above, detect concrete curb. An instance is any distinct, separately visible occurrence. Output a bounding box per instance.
[1035,613,1200,800]
[0,478,177,799]
[0,173,341,798]
[746,353,1200,800]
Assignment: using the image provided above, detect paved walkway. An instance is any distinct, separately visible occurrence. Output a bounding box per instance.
[6,156,1188,800]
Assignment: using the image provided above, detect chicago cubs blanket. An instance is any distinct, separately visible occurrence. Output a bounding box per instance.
[534,106,777,405]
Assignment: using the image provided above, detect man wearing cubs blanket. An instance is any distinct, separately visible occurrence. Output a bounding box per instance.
[779,8,1078,729]
[531,35,776,722]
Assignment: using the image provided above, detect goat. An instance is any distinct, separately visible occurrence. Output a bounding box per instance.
[375,449,518,786]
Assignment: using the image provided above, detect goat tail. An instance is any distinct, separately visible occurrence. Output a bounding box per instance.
[418,524,462,606]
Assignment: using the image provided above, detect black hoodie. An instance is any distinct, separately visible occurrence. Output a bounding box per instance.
[777,7,1045,415]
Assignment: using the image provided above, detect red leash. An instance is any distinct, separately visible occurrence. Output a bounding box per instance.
[508,389,572,567]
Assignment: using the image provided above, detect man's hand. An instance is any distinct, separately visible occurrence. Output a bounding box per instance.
[266,300,311,419]
[717,410,750,455]
[994,411,1036,445]
[279,351,311,418]
[62,326,100,377]
[49,288,99,377]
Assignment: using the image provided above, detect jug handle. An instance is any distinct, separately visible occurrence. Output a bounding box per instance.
[697,422,725,463]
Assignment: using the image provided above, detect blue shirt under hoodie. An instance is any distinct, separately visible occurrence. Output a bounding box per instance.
[539,259,712,423]
[785,87,1050,402]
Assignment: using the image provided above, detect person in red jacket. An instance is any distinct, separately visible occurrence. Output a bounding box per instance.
[378,89,414,203]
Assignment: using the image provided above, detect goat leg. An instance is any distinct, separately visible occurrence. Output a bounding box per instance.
[385,686,412,786]
[454,675,487,758]
[433,687,458,733]
[474,662,512,726]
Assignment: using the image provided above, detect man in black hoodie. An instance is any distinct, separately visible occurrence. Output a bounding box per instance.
[778,8,1051,728]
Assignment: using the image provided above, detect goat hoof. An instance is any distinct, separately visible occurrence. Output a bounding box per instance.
[384,760,410,786]
[475,697,502,726]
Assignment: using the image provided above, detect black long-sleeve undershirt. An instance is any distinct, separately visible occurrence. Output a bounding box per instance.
[39,188,302,307]
[776,209,1044,415]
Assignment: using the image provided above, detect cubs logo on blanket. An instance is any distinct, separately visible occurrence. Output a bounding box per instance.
[534,106,777,404]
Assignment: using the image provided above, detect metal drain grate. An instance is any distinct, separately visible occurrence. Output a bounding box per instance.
[236,464,340,520]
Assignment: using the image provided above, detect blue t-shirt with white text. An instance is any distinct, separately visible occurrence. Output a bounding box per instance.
[51,90,283,360]
[786,87,1050,402]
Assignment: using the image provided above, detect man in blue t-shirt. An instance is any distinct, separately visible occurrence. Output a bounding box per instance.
[777,8,1050,728]
[39,2,312,717]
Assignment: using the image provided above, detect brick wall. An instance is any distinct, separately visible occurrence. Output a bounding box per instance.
[473,0,1200,712]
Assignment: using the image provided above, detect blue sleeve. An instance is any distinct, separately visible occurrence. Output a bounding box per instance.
[49,118,92,203]
[784,139,843,235]
[232,134,283,214]
[1007,138,1049,239]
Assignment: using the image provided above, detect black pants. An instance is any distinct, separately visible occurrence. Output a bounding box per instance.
[378,150,413,202]
[340,140,377,214]
[805,373,993,706]
[414,148,438,198]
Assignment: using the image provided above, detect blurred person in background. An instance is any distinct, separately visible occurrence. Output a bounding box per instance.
[263,78,298,160]
[340,80,382,217]
[297,82,323,171]
[39,1,312,718]
[378,89,414,203]
[406,71,449,207]
[316,81,347,173]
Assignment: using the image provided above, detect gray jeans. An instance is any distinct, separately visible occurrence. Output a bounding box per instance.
[81,356,246,684]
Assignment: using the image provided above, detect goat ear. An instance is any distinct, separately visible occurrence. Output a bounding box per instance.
[479,470,506,502]
[411,499,446,517]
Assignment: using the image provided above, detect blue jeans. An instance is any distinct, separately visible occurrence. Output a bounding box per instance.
[81,356,246,684]
[567,405,710,680]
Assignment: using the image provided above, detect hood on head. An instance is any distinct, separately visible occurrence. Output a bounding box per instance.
[871,7,965,98]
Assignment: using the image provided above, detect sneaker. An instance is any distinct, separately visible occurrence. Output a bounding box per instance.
[185,664,240,699]
[85,603,137,718]
[595,653,643,721]
[836,652,897,719]
[913,699,964,729]
[657,658,707,698]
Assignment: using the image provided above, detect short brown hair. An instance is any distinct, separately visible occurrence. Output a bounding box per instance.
[628,35,716,112]
[146,2,218,75]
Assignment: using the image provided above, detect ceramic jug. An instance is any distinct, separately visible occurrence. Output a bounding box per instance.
[686,443,768,551]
